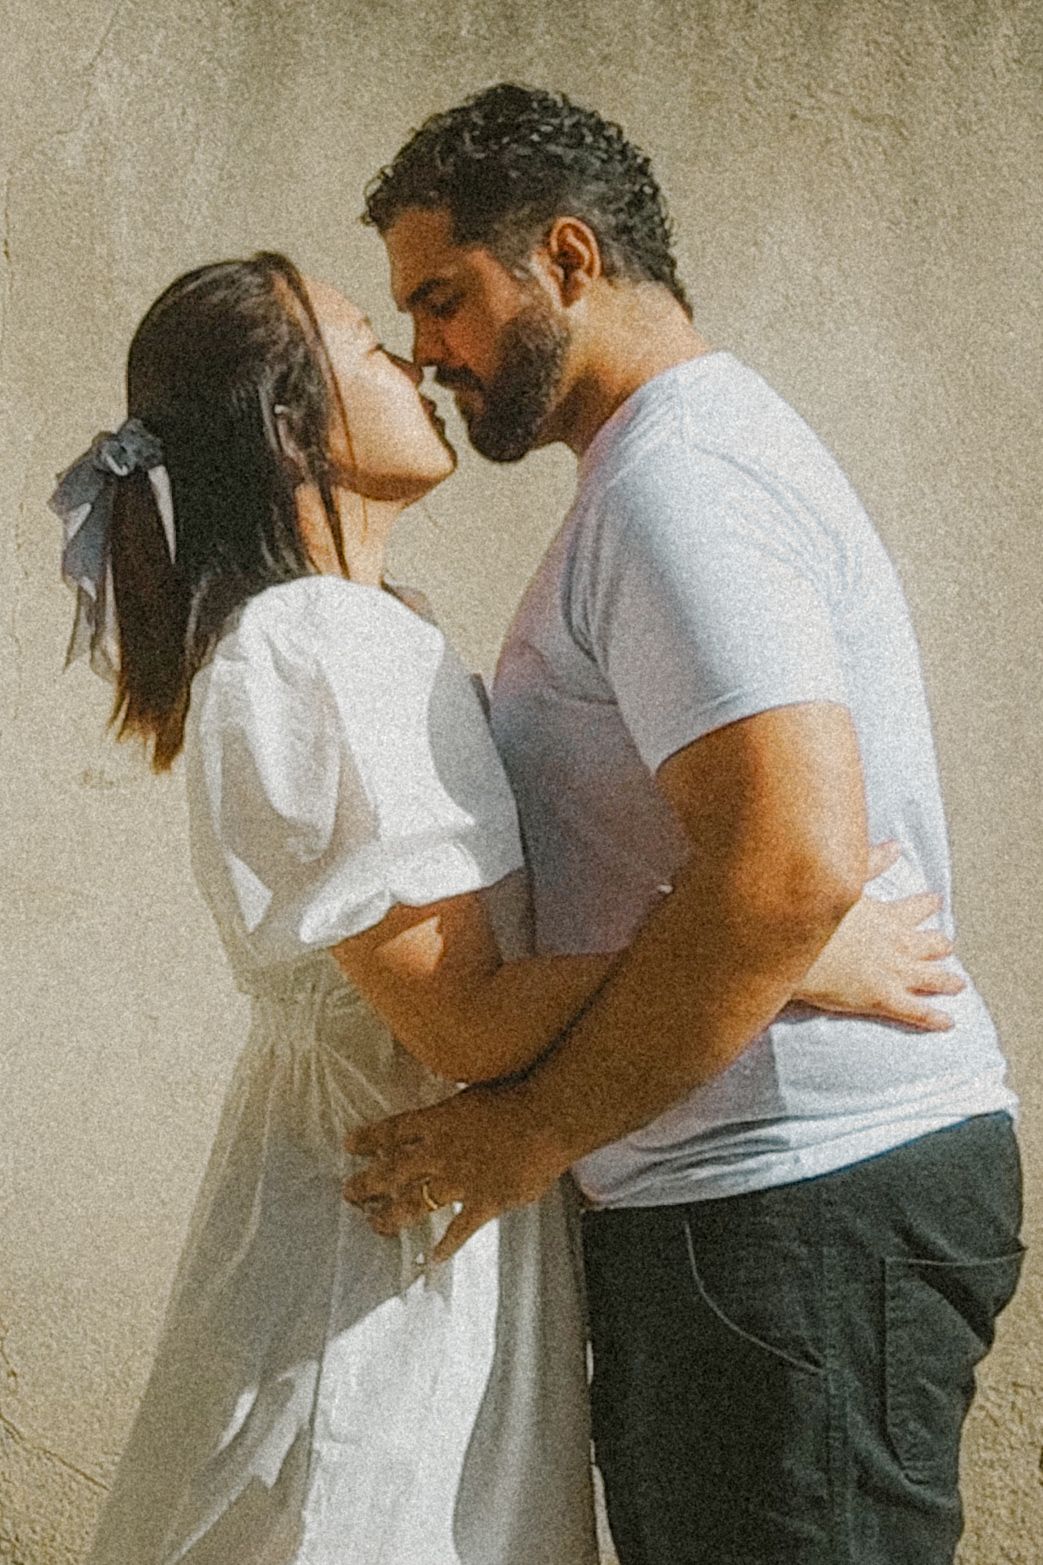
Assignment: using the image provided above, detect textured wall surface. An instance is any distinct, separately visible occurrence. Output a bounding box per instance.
[1,2,1041,1560]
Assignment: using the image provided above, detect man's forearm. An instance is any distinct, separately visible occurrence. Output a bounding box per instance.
[509,855,858,1173]
[505,704,870,1173]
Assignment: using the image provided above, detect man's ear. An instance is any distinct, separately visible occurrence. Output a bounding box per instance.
[541,216,603,305]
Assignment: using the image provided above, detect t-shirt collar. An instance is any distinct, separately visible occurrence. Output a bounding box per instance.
[577,349,732,487]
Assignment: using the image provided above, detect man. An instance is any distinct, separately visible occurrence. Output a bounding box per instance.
[345,83,1022,1563]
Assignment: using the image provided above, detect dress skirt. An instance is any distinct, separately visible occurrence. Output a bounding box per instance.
[86,957,599,1565]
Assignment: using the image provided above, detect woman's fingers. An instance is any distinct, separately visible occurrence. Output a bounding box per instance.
[883,892,963,1013]
[911,929,955,960]
[885,894,961,968]
[431,1203,494,1265]
[890,996,956,1032]
[891,891,943,926]
[865,839,901,881]
[877,976,955,1030]
[911,963,966,996]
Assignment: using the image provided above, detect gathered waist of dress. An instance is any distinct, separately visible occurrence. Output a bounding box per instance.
[232,953,378,1043]
[233,950,356,1002]
[228,952,454,1118]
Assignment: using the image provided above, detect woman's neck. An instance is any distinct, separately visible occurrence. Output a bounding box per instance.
[296,484,401,587]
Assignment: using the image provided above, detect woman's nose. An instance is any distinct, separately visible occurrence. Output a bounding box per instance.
[390,351,423,387]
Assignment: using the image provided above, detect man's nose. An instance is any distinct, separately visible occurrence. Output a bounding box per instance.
[411,317,445,370]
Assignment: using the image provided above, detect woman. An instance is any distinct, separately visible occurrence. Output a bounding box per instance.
[52,253,961,1565]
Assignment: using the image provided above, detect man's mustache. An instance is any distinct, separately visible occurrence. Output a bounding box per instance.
[434,367,485,395]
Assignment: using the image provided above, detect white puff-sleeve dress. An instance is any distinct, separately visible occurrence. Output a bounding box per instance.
[86,576,599,1565]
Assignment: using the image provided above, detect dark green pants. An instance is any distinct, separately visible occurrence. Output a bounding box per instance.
[582,1113,1024,1565]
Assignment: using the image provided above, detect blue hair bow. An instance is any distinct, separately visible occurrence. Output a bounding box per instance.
[49,418,173,683]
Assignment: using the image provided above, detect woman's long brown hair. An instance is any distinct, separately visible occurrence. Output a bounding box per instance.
[108,252,348,770]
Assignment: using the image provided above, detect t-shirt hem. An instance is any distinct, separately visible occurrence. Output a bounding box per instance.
[634,685,849,777]
[575,1090,1019,1209]
[385,831,525,912]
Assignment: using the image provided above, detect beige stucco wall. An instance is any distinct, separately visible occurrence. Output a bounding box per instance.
[1,1,1040,1559]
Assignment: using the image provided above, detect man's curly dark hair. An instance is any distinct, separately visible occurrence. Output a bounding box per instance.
[363,83,691,316]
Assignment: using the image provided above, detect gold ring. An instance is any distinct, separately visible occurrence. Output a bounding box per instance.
[421,1180,439,1213]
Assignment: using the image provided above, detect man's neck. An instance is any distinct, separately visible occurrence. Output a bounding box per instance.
[549,288,713,458]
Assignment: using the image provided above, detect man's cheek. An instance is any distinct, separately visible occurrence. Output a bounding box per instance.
[456,321,499,381]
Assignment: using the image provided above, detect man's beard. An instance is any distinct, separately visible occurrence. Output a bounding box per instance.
[448,304,569,464]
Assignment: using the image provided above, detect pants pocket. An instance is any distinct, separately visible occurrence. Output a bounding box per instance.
[682,1218,826,1375]
[884,1246,1025,1488]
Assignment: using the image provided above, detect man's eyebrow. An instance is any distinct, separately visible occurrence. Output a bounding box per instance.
[403,276,455,313]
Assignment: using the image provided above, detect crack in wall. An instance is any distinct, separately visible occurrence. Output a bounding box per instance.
[0,1407,108,1494]
[0,1313,108,1527]
[0,1318,18,1393]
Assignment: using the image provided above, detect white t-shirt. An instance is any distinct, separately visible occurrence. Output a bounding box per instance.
[491,351,1016,1208]
[188,575,525,984]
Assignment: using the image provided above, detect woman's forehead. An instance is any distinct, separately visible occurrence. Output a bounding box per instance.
[301,274,371,339]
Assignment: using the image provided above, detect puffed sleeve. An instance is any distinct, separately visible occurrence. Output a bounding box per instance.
[191,581,525,964]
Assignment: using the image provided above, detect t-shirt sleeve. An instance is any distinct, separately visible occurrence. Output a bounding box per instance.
[577,462,850,774]
[194,594,524,964]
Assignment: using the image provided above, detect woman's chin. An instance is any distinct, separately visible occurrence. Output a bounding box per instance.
[365,457,456,506]
[413,442,459,494]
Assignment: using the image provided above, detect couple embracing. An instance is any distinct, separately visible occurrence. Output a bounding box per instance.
[59,84,1021,1565]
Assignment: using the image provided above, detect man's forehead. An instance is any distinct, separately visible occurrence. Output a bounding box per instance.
[384,206,471,310]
